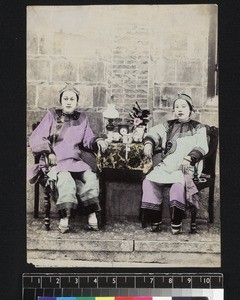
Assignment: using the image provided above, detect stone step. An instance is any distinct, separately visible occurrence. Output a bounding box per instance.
[28,251,220,268]
[27,215,220,267]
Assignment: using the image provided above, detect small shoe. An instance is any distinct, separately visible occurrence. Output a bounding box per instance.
[59,217,70,234]
[171,223,182,235]
[190,222,197,234]
[87,223,99,231]
[87,212,99,231]
[58,225,70,234]
[150,222,162,232]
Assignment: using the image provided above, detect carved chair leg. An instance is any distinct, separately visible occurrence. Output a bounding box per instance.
[44,189,51,231]
[34,181,40,218]
[190,206,197,234]
[208,185,215,223]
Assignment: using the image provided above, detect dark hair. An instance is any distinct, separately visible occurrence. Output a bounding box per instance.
[59,92,79,104]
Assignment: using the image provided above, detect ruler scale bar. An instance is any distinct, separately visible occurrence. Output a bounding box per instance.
[23,274,223,289]
[22,274,223,300]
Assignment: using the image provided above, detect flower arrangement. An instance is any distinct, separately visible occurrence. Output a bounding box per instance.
[128,102,150,127]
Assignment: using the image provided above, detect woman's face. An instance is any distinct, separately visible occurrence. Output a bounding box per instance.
[61,91,78,114]
[174,99,191,121]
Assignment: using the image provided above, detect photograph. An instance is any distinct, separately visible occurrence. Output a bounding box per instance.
[26,4,220,268]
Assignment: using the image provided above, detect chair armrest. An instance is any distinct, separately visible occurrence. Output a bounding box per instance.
[79,148,97,172]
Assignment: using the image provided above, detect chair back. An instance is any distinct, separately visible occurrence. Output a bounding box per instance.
[32,122,40,131]
[31,122,41,164]
[201,125,218,178]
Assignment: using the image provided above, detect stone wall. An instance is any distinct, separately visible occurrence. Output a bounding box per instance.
[26,5,219,217]
[27,5,218,134]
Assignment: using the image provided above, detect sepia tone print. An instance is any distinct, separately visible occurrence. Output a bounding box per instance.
[26,5,219,267]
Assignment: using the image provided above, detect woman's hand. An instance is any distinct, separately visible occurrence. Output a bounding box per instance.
[181,156,192,173]
[48,153,57,166]
[144,143,153,157]
[97,139,108,153]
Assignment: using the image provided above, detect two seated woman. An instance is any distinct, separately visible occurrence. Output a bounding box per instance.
[28,85,208,234]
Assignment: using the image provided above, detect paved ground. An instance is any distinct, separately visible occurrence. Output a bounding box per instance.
[27,214,221,268]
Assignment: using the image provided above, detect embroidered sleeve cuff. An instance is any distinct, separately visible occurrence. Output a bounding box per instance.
[90,136,102,153]
[183,157,192,163]
[143,137,155,148]
[188,147,205,164]
[31,143,51,156]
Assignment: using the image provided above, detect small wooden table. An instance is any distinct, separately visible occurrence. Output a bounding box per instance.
[97,142,153,226]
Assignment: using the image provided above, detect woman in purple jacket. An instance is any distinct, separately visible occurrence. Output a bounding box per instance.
[28,84,108,233]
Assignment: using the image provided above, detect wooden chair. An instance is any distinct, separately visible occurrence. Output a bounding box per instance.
[141,125,219,232]
[31,123,98,230]
[191,125,219,229]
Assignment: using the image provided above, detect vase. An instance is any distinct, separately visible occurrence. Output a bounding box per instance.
[132,125,146,143]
